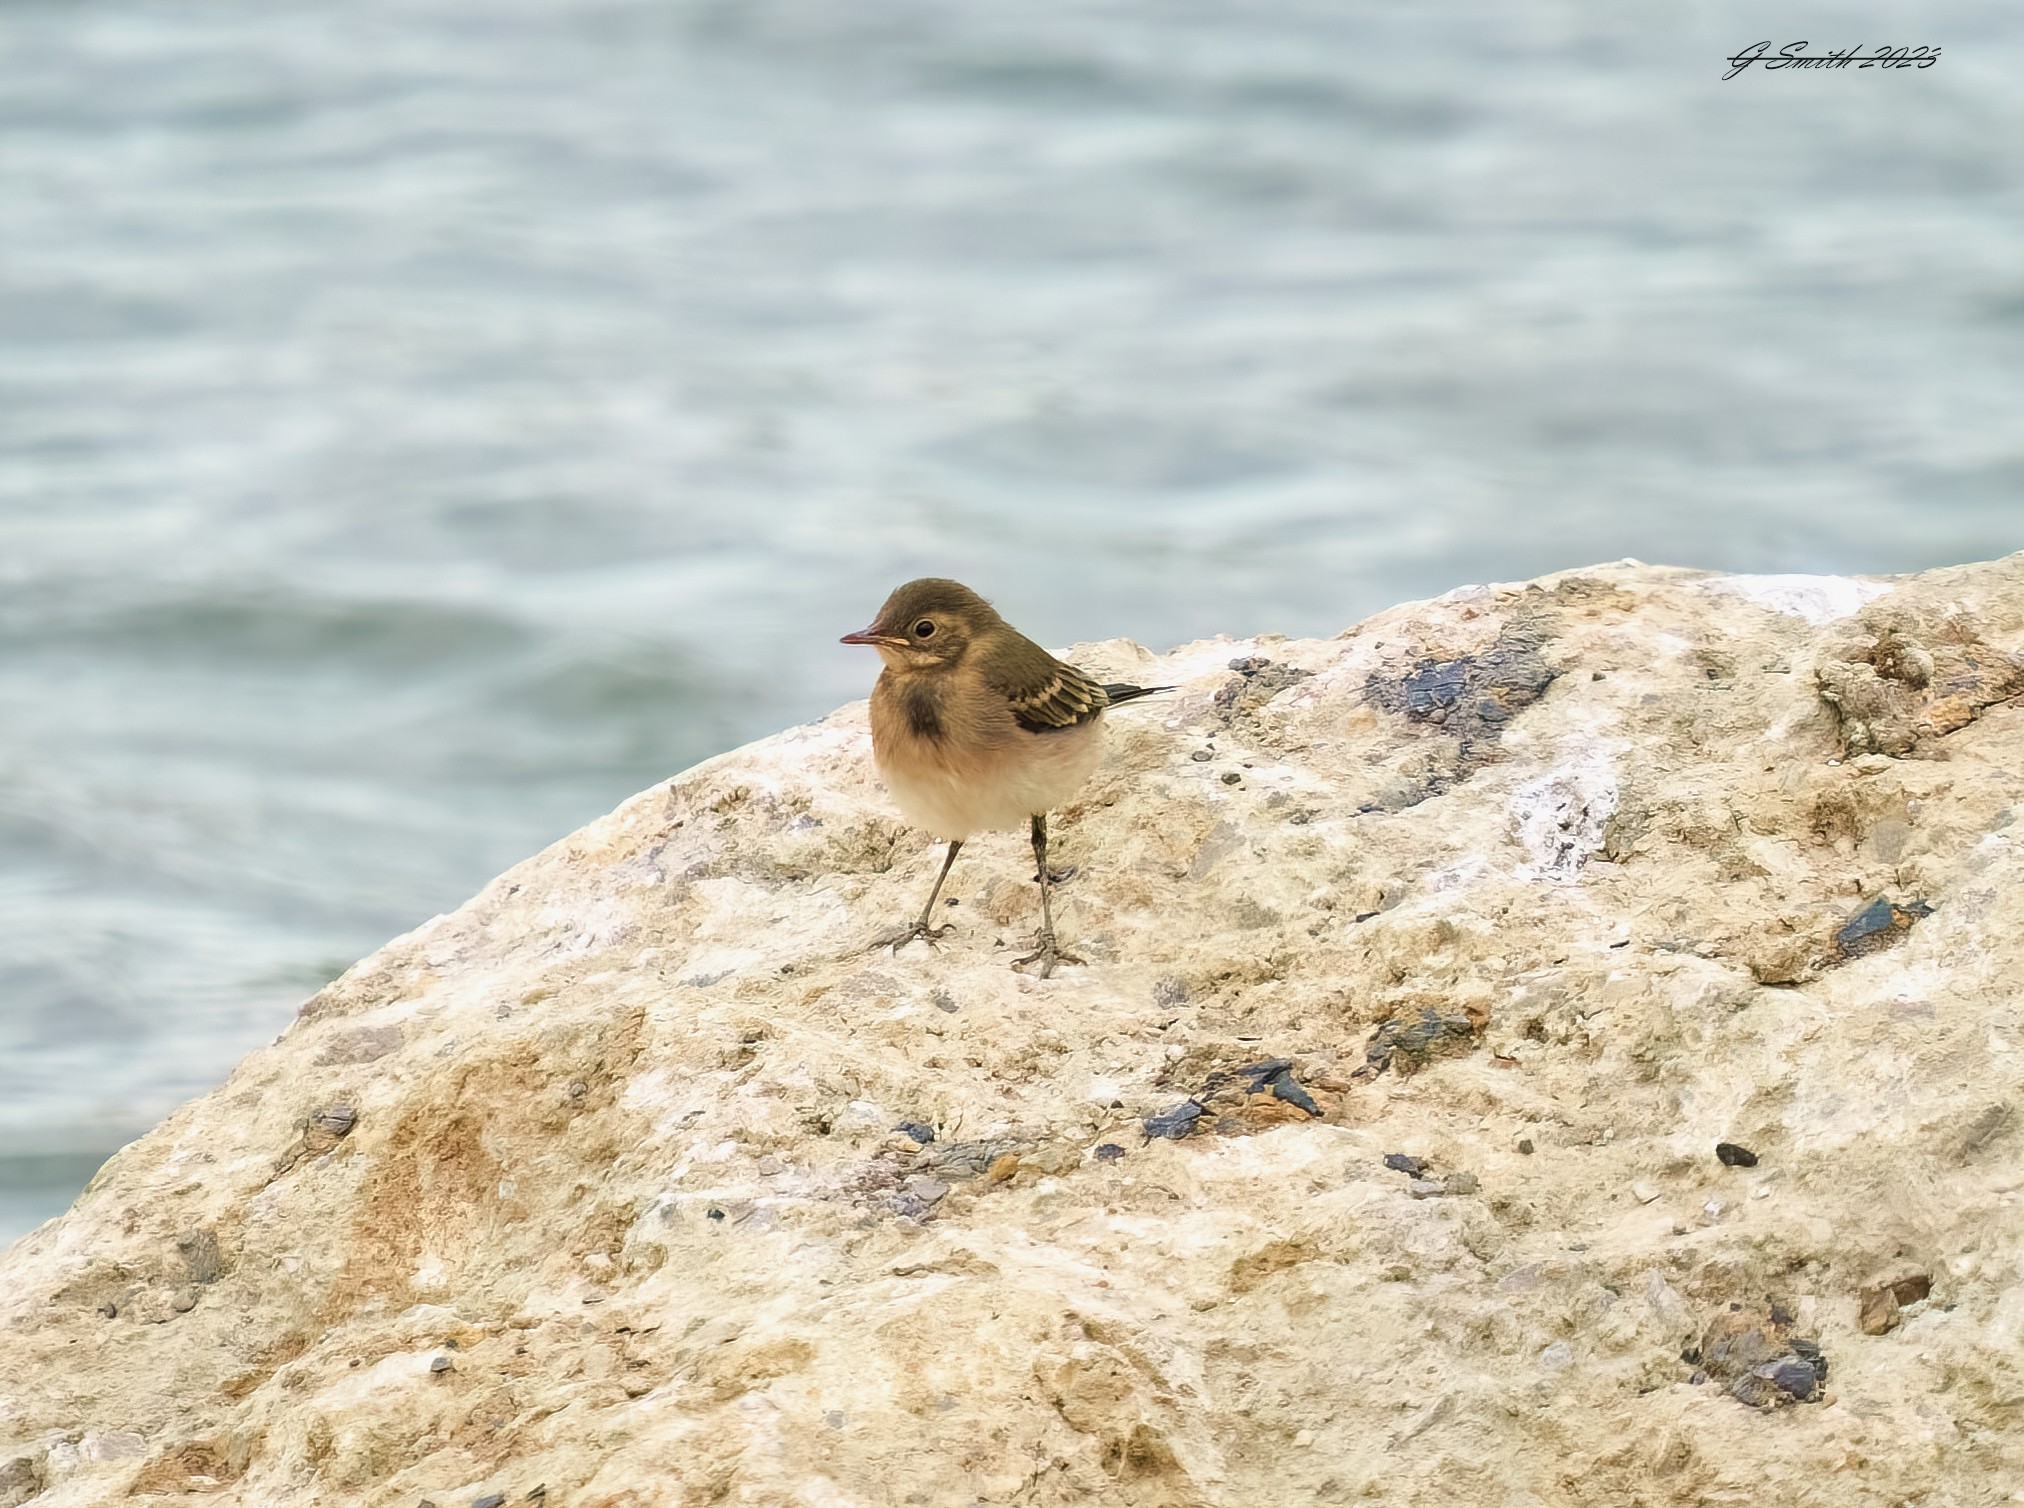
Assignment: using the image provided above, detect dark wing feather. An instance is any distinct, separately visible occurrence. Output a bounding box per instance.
[1005,663,1110,733]
[1101,682,1173,706]
[983,635,1112,733]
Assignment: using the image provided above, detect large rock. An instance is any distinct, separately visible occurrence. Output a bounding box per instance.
[5,556,2024,1507]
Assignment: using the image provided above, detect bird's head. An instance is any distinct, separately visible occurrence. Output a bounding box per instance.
[841,578,1001,672]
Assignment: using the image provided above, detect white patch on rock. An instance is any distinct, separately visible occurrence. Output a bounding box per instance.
[1710,574,1892,624]
[1511,747,1619,882]
[1422,854,1490,894]
[410,1257,449,1295]
[1643,1269,1691,1327]
[834,1099,890,1130]
[82,1430,147,1463]
[541,898,635,958]
[43,1436,84,1476]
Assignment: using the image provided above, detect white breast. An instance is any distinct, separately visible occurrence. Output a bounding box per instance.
[879,720,1106,839]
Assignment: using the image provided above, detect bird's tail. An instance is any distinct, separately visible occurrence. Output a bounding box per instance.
[1102,682,1176,707]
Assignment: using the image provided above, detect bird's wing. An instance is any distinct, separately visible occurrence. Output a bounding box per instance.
[1101,682,1174,706]
[983,636,1111,733]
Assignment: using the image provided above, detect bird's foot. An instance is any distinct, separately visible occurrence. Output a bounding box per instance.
[871,919,954,955]
[1012,929,1083,979]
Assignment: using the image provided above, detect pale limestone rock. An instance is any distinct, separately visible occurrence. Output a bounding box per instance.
[4,555,2024,1505]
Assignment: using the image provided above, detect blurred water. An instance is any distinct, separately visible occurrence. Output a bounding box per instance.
[2,0,2021,1242]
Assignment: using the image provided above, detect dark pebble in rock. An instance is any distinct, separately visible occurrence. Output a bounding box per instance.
[1193,1058,1315,1120]
[1363,1006,1479,1076]
[706,1207,726,1221]
[430,1355,453,1374]
[1266,1078,1320,1117]
[1229,656,1272,673]
[1228,1056,1291,1084]
[1836,894,1933,956]
[1727,1373,1782,1409]
[1094,1143,1126,1163]
[1143,1100,1205,1140]
[1442,1171,1479,1195]
[1790,1337,1828,1381]
[1700,1306,1785,1381]
[1264,1071,1321,1116]
[1222,772,1242,785]
[1191,750,1213,762]
[473,1495,507,1508]
[895,1121,936,1145]
[1517,1138,1535,1154]
[1770,1358,1819,1398]
[1715,1142,1759,1167]
[97,1302,117,1319]
[1839,896,1895,945]
[1384,1153,1426,1177]
[1759,1357,1818,1401]
[311,1106,357,1138]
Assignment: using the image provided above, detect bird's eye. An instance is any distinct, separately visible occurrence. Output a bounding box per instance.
[912,619,936,639]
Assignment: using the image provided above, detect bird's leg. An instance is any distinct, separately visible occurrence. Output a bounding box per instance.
[875,839,962,953]
[1014,813,1083,978]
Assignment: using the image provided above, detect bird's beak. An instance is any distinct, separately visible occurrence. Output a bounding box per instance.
[840,624,903,647]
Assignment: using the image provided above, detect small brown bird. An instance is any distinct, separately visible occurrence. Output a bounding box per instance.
[841,578,1169,977]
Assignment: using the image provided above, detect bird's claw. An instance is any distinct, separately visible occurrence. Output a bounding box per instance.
[1013,930,1083,979]
[872,920,954,955]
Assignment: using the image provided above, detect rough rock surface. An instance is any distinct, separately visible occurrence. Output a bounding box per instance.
[6,555,2024,1508]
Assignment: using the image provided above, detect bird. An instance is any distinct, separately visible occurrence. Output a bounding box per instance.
[841,578,1170,977]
